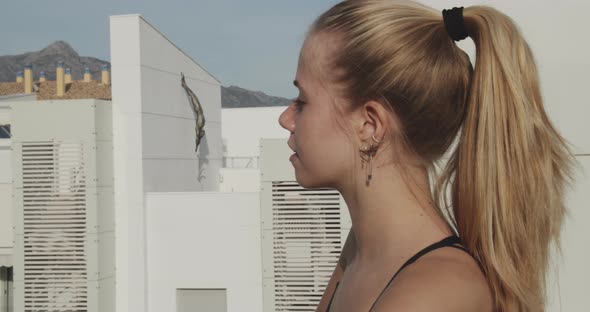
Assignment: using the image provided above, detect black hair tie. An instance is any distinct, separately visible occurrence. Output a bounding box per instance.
[442,7,469,41]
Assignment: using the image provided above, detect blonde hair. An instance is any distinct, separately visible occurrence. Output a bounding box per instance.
[310,0,577,310]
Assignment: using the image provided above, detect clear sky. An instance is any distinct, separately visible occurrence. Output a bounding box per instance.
[0,0,340,98]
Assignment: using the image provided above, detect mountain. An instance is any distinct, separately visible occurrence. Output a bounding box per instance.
[221,85,291,108]
[0,41,291,108]
[0,41,109,83]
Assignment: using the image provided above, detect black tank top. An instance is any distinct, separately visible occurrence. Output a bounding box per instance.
[325,235,475,312]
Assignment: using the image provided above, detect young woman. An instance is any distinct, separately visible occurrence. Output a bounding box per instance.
[278,1,576,311]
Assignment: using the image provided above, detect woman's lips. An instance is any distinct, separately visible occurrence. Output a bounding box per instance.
[290,152,298,161]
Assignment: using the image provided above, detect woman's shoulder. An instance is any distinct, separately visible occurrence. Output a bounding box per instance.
[374,247,493,312]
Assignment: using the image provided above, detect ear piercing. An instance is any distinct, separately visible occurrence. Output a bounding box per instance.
[359,135,382,184]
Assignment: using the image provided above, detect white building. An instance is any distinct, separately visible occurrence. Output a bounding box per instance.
[1,5,589,312]
[0,14,350,312]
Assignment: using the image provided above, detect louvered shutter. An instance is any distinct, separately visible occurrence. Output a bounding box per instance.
[263,181,344,312]
[20,141,88,311]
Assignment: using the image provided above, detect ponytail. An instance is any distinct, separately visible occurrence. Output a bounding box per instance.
[440,6,577,311]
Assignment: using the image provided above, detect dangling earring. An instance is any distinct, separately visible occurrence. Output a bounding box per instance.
[359,135,382,185]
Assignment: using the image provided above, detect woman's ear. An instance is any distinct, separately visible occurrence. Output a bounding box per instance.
[355,100,391,143]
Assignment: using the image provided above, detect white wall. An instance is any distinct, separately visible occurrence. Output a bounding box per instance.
[110,14,223,312]
[0,104,13,261]
[139,17,223,193]
[219,168,260,193]
[0,94,36,103]
[8,99,114,312]
[145,192,263,312]
[0,140,12,256]
[222,107,288,157]
[220,107,288,193]
[546,157,590,312]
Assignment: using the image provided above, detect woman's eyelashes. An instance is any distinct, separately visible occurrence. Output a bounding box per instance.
[293,98,306,111]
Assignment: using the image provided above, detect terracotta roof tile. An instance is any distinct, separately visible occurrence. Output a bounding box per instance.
[0,82,26,96]
[37,81,111,100]
[0,81,111,101]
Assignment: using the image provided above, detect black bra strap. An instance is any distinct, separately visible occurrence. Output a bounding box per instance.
[392,235,462,280]
[327,235,473,312]
[368,235,464,311]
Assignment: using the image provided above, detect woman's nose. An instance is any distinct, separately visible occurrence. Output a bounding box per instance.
[278,104,295,132]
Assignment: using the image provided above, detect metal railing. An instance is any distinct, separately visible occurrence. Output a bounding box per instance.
[223,156,260,169]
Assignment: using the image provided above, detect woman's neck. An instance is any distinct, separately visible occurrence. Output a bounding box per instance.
[337,163,453,265]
